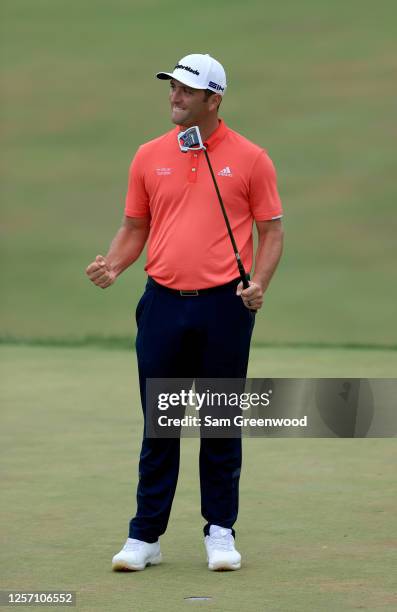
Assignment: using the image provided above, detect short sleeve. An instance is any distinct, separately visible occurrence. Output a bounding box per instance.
[124,147,150,217]
[249,151,283,221]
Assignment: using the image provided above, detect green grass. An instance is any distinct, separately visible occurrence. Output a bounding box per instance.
[1,345,397,611]
[1,0,397,344]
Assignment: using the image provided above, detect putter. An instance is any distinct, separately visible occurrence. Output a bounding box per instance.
[177,126,255,310]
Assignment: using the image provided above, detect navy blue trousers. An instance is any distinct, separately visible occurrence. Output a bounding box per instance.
[129,277,255,542]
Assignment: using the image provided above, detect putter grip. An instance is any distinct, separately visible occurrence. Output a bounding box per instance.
[238,264,257,313]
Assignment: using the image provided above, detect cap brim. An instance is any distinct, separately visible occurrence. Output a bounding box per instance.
[156,72,174,80]
[156,71,204,90]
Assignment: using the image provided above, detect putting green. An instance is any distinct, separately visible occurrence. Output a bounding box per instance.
[1,345,396,611]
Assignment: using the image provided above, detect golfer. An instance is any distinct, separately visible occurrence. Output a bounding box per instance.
[86,53,284,571]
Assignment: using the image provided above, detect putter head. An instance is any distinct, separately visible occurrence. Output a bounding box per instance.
[177,126,206,153]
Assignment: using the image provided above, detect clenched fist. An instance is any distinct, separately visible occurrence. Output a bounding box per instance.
[85,255,116,289]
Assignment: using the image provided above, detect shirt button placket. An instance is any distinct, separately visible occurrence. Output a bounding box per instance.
[188,152,199,183]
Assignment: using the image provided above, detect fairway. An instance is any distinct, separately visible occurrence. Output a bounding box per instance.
[1,0,397,346]
[1,345,396,611]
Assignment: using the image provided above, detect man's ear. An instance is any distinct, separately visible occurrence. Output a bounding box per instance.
[209,94,222,112]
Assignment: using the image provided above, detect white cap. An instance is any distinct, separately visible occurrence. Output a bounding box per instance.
[156,53,227,96]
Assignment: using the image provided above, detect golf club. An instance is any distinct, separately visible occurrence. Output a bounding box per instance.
[177,126,256,311]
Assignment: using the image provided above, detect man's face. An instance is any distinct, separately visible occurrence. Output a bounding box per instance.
[169,79,216,126]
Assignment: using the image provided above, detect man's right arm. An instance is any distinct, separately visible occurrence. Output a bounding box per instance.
[85,215,150,289]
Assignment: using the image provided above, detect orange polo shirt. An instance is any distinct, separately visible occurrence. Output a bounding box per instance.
[125,119,283,289]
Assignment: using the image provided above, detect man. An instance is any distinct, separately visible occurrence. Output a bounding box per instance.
[86,53,283,572]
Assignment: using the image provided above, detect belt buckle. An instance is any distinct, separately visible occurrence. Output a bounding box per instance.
[179,289,199,296]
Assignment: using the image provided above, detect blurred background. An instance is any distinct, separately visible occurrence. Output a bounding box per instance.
[1,0,396,347]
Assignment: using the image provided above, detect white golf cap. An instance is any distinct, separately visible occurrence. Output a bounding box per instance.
[156,53,227,96]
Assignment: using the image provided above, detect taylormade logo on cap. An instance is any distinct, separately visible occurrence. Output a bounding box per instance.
[156,53,227,96]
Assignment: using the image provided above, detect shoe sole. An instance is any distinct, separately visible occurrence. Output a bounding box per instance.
[208,560,241,571]
[112,553,162,572]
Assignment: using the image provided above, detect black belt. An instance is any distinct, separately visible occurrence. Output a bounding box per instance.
[147,276,241,296]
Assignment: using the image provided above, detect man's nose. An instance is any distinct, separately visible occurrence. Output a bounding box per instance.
[170,88,181,103]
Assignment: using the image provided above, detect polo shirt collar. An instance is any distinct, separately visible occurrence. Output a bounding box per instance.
[203,119,228,151]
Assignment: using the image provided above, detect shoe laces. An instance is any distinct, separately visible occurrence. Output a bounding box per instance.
[123,538,145,552]
[207,529,235,551]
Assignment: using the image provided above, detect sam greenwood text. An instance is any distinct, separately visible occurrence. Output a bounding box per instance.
[158,415,308,427]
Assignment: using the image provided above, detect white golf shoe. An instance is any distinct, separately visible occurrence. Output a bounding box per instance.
[204,525,241,571]
[112,538,162,571]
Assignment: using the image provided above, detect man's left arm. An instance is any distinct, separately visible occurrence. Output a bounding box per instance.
[237,219,284,310]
